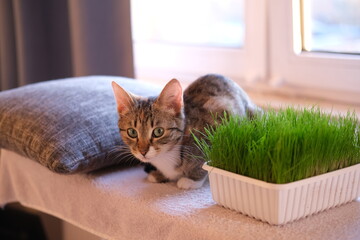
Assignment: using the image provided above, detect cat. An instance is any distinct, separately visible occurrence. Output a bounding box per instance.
[111,74,261,189]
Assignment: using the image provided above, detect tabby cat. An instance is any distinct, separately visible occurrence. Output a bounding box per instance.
[112,74,260,189]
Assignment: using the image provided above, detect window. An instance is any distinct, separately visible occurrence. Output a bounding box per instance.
[131,0,360,105]
[131,0,266,85]
[132,0,245,48]
[301,0,360,54]
[270,0,360,104]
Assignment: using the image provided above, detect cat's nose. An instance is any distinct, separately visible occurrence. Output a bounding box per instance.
[138,143,149,157]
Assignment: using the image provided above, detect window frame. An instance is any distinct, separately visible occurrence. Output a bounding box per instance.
[268,0,360,104]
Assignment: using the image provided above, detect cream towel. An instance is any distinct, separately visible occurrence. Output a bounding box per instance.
[1,149,360,240]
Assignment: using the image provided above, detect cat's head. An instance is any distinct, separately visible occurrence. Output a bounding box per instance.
[112,79,185,163]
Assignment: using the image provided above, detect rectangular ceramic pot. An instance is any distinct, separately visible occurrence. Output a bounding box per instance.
[203,163,360,225]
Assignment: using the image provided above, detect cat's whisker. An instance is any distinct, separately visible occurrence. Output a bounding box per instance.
[106,145,141,166]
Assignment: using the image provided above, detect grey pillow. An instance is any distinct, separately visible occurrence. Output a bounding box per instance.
[0,76,161,173]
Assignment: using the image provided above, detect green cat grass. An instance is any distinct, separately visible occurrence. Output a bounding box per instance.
[195,107,360,184]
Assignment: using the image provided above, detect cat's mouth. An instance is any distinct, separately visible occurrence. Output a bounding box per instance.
[140,158,149,163]
[135,154,150,163]
[134,147,158,163]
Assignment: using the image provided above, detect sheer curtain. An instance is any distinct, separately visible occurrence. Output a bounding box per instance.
[0,0,134,90]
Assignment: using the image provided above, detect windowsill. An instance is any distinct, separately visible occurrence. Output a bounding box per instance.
[247,89,360,118]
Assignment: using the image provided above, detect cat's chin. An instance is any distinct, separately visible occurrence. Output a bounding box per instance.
[134,154,158,164]
[135,155,151,163]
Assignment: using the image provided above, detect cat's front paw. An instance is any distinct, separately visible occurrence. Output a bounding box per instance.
[147,170,168,183]
[177,177,205,189]
[147,173,159,183]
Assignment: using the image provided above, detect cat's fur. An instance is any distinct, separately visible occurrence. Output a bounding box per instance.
[112,74,260,189]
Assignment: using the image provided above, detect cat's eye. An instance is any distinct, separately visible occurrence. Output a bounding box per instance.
[127,128,138,138]
[152,127,164,138]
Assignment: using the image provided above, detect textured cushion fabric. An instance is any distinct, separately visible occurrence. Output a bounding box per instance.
[0,76,161,173]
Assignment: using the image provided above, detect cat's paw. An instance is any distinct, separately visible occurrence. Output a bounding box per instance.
[147,173,159,183]
[176,177,205,189]
[147,170,168,183]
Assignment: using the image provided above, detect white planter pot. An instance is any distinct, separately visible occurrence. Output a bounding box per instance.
[203,163,360,225]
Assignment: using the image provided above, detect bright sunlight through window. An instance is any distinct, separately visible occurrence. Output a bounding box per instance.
[301,0,360,54]
[131,0,245,48]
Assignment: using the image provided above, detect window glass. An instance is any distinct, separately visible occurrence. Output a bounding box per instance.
[302,0,360,54]
[131,0,245,48]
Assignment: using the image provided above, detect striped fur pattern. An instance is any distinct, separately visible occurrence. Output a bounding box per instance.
[112,74,260,189]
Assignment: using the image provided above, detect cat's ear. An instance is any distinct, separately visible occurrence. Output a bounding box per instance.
[155,78,183,114]
[112,81,135,114]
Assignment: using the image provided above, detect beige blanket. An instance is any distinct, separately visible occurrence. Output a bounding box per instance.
[1,149,360,240]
